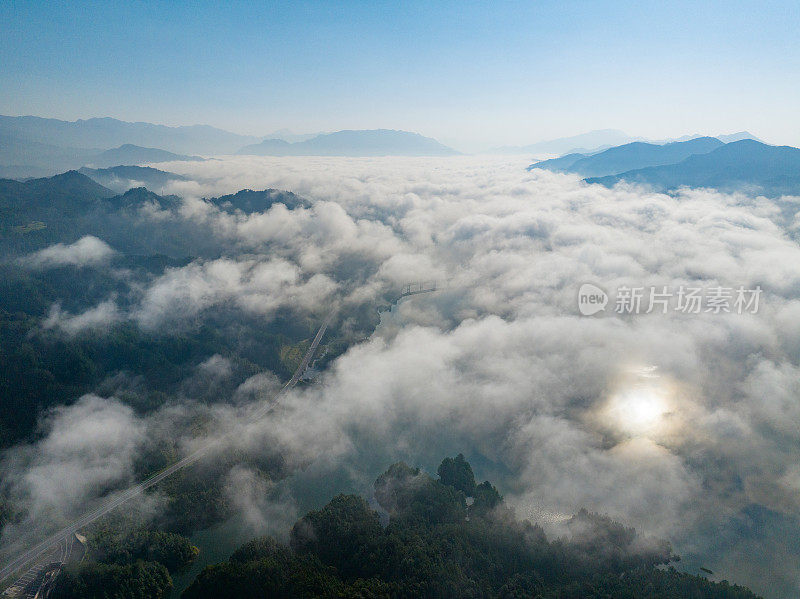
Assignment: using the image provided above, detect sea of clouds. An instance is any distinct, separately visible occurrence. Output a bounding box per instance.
[3,155,800,597]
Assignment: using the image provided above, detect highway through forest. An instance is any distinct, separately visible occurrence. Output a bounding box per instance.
[0,311,335,592]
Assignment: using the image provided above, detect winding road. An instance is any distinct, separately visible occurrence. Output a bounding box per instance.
[0,311,335,593]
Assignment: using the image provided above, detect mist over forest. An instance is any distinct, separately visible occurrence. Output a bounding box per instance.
[0,151,798,598]
[3,2,800,597]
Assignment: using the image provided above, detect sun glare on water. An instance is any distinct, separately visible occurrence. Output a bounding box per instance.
[601,366,676,438]
[606,388,669,434]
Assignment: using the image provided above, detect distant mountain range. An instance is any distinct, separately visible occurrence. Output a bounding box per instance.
[87,144,202,167]
[527,136,800,197]
[237,129,459,157]
[497,129,761,156]
[0,113,252,177]
[667,131,761,144]
[0,116,460,177]
[0,134,204,179]
[530,137,725,178]
[492,129,636,156]
[585,139,800,197]
[262,129,319,143]
[0,115,258,155]
[0,114,783,197]
[0,131,95,179]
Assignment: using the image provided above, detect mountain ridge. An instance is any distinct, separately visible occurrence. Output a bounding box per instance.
[78,165,189,194]
[87,144,203,167]
[0,170,311,257]
[238,128,459,156]
[497,130,762,157]
[529,137,725,178]
[585,139,800,197]
[0,114,260,155]
[493,129,635,156]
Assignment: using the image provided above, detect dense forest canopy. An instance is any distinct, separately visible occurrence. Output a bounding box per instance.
[0,173,382,594]
[0,172,383,448]
[179,455,760,599]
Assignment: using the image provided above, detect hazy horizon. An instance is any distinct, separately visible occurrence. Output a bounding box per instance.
[2,1,799,150]
[0,112,776,155]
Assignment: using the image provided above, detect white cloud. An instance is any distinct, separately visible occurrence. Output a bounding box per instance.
[152,156,800,597]
[43,299,121,335]
[132,257,338,329]
[1,395,145,524]
[5,155,800,598]
[21,236,115,268]
[198,354,233,379]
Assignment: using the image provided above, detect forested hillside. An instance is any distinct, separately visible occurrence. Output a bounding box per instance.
[180,455,761,599]
[0,172,372,595]
[0,171,335,447]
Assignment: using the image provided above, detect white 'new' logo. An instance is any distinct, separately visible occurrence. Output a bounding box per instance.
[578,283,608,316]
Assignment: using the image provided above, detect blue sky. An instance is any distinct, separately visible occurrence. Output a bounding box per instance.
[2,0,799,149]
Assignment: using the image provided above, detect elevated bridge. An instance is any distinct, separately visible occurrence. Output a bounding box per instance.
[399,281,438,299]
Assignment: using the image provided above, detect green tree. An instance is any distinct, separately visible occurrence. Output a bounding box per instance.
[471,480,503,516]
[437,453,476,496]
[290,494,385,579]
[51,561,172,599]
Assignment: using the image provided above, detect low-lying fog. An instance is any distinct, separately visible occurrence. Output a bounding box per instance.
[5,155,800,598]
